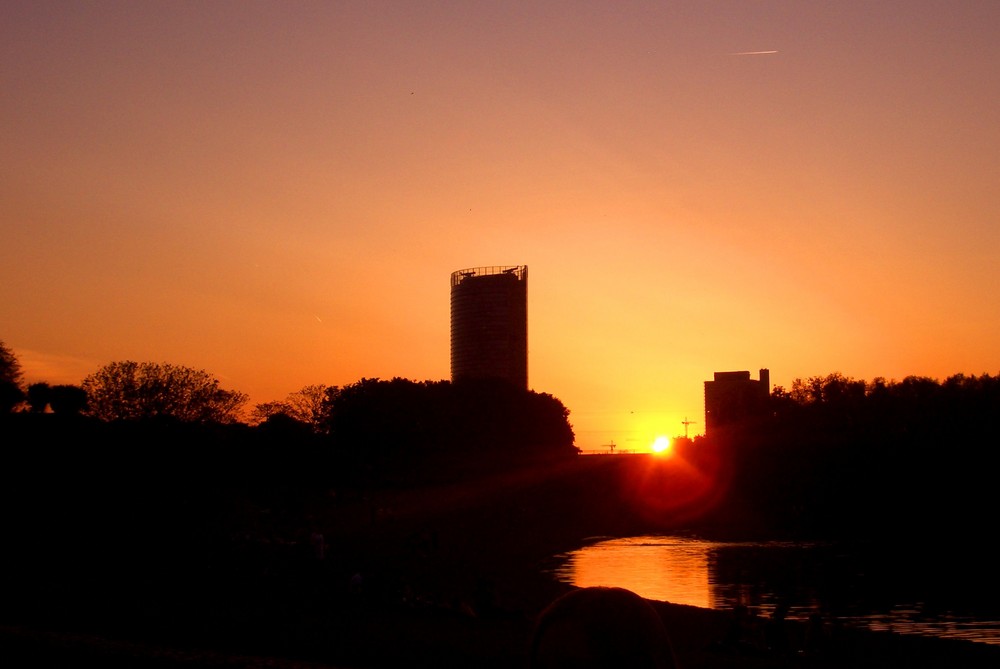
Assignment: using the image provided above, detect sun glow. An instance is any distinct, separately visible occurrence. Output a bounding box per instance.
[651,435,671,454]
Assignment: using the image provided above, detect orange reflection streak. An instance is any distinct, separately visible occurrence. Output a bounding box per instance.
[565,537,713,608]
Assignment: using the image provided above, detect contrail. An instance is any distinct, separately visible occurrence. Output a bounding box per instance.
[729,50,778,55]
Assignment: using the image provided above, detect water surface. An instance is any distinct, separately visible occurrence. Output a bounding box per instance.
[549,535,1000,646]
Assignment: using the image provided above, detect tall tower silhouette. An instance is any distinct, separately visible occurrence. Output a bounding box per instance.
[450,265,528,389]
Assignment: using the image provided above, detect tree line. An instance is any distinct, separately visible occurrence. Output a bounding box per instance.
[0,341,577,473]
[5,339,999,531]
[701,371,1000,540]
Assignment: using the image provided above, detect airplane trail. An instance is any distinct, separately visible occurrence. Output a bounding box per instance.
[729,50,778,55]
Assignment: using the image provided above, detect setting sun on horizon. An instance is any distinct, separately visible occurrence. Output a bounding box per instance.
[2,3,999,451]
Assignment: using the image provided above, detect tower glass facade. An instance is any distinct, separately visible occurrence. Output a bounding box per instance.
[450,265,528,389]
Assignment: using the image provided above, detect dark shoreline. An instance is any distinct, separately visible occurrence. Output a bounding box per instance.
[4,453,1000,668]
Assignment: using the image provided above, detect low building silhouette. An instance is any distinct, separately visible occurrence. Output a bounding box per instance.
[704,368,770,435]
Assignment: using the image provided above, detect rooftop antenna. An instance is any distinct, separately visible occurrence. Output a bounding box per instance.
[681,417,697,439]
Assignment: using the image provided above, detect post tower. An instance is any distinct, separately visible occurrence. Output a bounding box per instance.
[450,265,528,389]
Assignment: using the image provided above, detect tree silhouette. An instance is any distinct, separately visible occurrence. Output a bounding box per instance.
[0,383,23,413]
[0,340,22,386]
[82,361,247,423]
[26,382,50,412]
[0,340,25,412]
[251,384,332,432]
[323,377,577,478]
[732,371,1000,537]
[49,384,88,415]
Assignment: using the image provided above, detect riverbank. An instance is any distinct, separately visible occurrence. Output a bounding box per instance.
[3,454,1000,668]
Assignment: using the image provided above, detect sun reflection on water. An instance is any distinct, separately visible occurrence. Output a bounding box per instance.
[549,535,1000,646]
[550,535,715,609]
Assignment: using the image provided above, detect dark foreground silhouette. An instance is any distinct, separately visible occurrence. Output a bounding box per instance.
[530,586,678,668]
[2,410,1000,668]
[4,455,1000,669]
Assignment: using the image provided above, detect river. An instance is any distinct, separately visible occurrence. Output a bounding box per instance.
[548,534,1000,646]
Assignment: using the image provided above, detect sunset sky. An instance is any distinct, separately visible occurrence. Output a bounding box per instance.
[3,2,998,451]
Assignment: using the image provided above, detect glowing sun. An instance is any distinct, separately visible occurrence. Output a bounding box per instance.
[651,435,671,454]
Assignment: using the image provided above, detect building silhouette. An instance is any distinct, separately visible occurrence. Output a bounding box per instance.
[450,265,528,389]
[704,368,770,434]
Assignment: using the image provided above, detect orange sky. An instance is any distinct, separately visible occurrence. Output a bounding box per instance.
[2,2,998,451]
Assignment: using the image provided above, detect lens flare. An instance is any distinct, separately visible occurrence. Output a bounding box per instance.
[618,442,732,527]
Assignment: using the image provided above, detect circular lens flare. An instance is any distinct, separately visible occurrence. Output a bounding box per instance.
[618,440,732,527]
